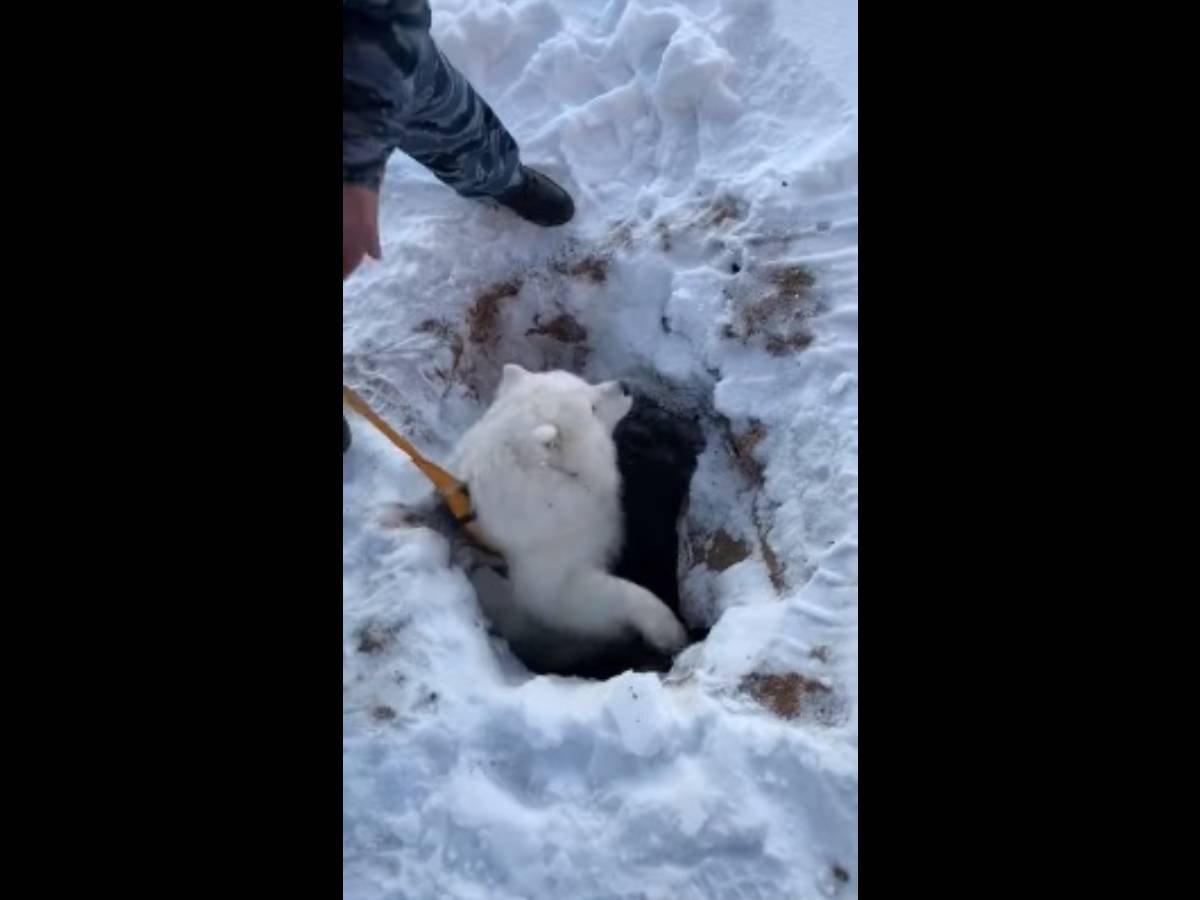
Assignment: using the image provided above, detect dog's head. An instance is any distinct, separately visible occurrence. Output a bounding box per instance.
[497,364,632,432]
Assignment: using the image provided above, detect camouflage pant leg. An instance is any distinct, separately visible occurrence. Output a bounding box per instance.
[343,2,522,198]
[395,31,523,198]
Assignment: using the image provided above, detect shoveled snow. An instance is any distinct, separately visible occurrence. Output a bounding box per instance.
[343,0,858,897]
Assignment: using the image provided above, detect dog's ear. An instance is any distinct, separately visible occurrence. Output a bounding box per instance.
[593,381,633,429]
[498,363,530,396]
[531,424,558,445]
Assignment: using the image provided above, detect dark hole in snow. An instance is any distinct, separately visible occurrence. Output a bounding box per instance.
[510,393,708,680]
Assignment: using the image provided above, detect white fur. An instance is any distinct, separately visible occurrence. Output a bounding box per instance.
[449,365,688,659]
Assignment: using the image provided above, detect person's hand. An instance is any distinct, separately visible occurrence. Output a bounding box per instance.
[343,184,382,280]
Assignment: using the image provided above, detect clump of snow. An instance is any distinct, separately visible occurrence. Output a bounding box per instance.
[343,0,858,896]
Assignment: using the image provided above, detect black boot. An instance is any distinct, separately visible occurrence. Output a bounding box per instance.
[494,166,575,226]
[343,415,351,454]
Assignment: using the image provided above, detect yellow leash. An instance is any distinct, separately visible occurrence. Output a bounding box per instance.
[342,384,493,550]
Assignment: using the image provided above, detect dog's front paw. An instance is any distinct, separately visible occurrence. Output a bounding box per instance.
[639,606,688,655]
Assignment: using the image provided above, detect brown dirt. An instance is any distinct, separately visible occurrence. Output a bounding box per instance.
[553,255,608,284]
[724,264,823,356]
[655,220,673,252]
[467,278,523,346]
[698,195,746,228]
[755,517,787,593]
[703,529,752,571]
[732,421,767,485]
[740,672,841,724]
[526,313,588,344]
[356,621,402,655]
[415,318,466,380]
[371,705,397,722]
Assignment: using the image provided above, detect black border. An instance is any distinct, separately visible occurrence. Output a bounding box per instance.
[36,5,345,892]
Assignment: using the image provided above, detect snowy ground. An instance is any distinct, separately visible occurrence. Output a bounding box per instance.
[343,0,858,897]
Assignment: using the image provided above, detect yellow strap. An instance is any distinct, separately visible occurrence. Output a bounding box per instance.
[342,384,492,549]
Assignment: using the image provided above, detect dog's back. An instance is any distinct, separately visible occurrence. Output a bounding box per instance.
[412,391,706,679]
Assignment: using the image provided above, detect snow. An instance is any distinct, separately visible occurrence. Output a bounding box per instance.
[343,0,858,897]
